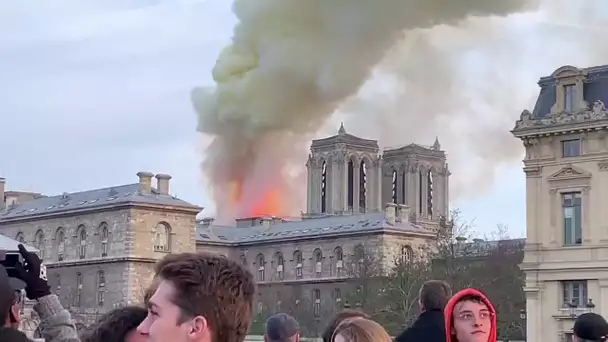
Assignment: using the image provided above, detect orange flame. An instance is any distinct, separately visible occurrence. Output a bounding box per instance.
[229,180,285,218]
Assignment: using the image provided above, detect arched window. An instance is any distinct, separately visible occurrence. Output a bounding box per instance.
[321,160,327,213]
[401,245,413,264]
[99,223,109,257]
[56,228,65,261]
[294,250,303,279]
[78,226,87,259]
[75,273,83,307]
[354,245,365,274]
[334,288,342,303]
[97,270,106,307]
[256,254,265,281]
[275,252,284,280]
[154,222,171,252]
[34,230,45,260]
[56,274,61,293]
[240,254,247,266]
[334,247,344,276]
[359,160,367,212]
[313,289,321,317]
[313,249,323,277]
[15,232,25,244]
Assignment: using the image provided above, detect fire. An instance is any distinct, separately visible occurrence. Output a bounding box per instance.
[248,187,284,217]
[229,180,285,218]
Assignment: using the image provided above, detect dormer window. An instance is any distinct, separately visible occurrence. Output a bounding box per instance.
[564,85,576,112]
[562,139,581,158]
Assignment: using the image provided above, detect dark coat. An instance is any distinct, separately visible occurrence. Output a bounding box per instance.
[394,309,446,342]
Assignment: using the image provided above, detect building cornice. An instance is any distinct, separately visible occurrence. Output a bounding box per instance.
[0,202,200,225]
[45,256,159,268]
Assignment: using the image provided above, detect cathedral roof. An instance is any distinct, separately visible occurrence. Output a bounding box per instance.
[0,183,200,222]
[531,64,608,119]
[196,212,433,245]
[310,123,379,151]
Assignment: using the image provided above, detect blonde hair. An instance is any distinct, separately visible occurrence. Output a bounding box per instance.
[332,318,391,342]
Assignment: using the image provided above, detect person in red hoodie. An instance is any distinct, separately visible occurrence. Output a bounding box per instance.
[444,288,497,342]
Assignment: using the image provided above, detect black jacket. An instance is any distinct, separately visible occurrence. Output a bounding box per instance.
[394,309,446,342]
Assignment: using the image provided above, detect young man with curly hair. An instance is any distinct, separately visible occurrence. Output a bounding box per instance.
[138,252,256,342]
[85,306,148,342]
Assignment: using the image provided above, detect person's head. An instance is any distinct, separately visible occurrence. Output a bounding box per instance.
[264,313,300,342]
[0,265,26,329]
[87,306,148,342]
[573,313,608,342]
[144,254,184,305]
[137,252,256,342]
[444,289,497,342]
[321,310,370,342]
[0,327,32,342]
[332,318,391,342]
[419,280,452,311]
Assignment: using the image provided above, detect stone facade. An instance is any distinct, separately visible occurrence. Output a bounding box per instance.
[0,173,201,329]
[512,64,608,342]
[196,126,449,320]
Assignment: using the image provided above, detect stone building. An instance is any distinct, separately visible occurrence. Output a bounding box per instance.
[196,124,450,323]
[512,64,608,342]
[0,173,201,328]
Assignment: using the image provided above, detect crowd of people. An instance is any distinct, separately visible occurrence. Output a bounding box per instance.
[1,244,608,342]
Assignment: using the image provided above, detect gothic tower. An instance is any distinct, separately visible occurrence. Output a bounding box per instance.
[381,138,449,226]
[305,123,381,216]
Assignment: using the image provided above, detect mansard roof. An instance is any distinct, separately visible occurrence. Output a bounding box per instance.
[310,123,379,151]
[196,212,433,246]
[513,64,608,136]
[532,64,608,119]
[0,183,201,222]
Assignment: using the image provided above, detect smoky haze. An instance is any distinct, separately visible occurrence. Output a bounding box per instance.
[343,0,608,199]
[192,0,540,221]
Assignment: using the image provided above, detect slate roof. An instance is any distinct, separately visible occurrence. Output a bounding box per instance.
[0,183,201,221]
[196,212,434,245]
[532,64,608,118]
[0,234,38,252]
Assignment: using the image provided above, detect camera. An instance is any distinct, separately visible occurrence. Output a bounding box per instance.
[0,250,23,279]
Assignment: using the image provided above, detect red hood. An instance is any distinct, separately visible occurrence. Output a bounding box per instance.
[444,288,497,342]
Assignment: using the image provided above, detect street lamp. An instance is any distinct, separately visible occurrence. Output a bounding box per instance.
[520,309,526,320]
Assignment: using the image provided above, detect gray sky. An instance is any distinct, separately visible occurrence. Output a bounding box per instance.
[1,0,606,238]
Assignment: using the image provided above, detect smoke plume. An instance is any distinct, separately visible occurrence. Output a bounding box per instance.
[343,0,608,199]
[193,0,541,221]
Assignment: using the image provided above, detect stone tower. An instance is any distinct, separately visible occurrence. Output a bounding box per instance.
[305,123,381,216]
[380,138,449,227]
[512,64,608,342]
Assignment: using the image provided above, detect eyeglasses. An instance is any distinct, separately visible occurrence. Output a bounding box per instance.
[455,311,492,322]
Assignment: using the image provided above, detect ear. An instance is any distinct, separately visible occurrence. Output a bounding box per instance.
[10,303,21,323]
[188,316,208,337]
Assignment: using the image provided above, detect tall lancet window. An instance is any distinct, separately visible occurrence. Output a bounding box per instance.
[392,170,398,204]
[347,160,354,210]
[401,171,406,204]
[359,161,367,212]
[419,171,424,214]
[321,161,327,213]
[427,171,434,217]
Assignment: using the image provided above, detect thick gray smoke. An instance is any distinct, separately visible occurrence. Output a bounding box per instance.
[342,0,608,199]
[193,0,540,221]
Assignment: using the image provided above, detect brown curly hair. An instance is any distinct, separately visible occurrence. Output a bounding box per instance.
[85,306,147,342]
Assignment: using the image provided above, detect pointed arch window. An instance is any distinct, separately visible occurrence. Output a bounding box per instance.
[313,249,323,277]
[35,230,45,260]
[99,223,109,257]
[78,226,87,259]
[56,228,65,261]
[313,289,321,316]
[256,254,265,281]
[15,232,25,244]
[75,272,83,307]
[275,252,284,280]
[294,250,303,278]
[97,270,106,307]
[401,245,413,264]
[334,247,343,276]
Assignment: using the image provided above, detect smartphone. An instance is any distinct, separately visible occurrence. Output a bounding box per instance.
[0,253,23,279]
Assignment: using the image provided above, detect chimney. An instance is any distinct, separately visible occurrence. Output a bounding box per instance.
[200,217,215,228]
[155,174,172,195]
[137,171,154,193]
[384,203,397,225]
[396,204,410,223]
[0,178,5,210]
